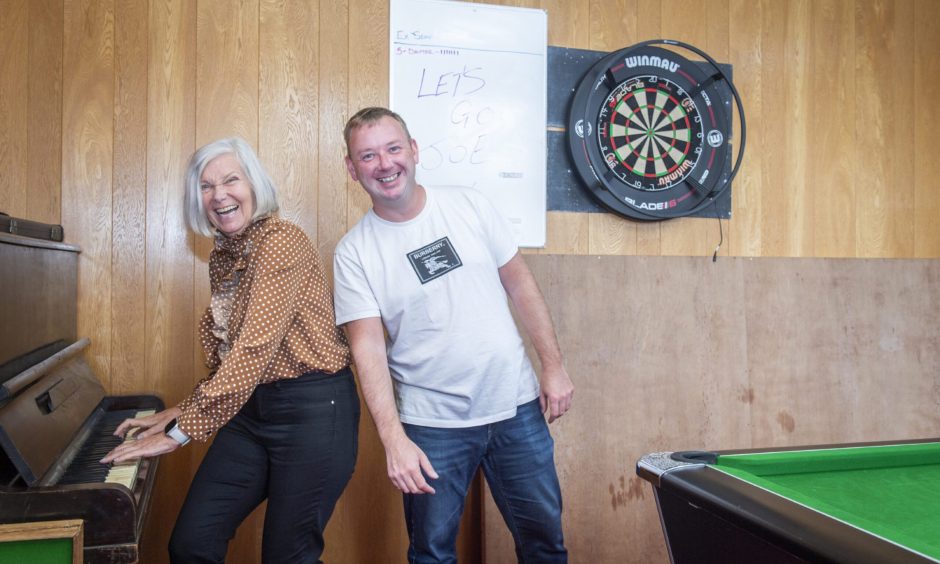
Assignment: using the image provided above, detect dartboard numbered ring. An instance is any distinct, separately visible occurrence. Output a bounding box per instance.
[569,41,741,221]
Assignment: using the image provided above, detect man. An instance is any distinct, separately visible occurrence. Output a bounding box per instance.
[334,106,573,563]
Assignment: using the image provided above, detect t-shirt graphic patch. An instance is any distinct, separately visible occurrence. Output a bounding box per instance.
[407,237,463,284]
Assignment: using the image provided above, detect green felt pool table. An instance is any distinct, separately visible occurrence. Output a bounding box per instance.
[636,439,940,563]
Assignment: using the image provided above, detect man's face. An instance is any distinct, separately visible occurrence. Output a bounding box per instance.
[345,116,420,212]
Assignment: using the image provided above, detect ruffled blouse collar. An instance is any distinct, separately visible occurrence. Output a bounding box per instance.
[213,215,271,255]
[208,216,272,362]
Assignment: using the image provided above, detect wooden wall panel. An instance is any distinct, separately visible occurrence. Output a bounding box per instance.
[61,0,114,380]
[27,0,64,225]
[913,0,940,258]
[0,0,29,217]
[728,0,763,257]
[588,0,637,50]
[145,0,197,443]
[760,0,814,257]
[196,0,259,145]
[855,0,914,258]
[544,0,590,47]
[589,212,637,255]
[259,0,320,239]
[140,1,196,561]
[541,211,590,254]
[111,0,148,395]
[811,0,856,258]
[316,0,350,272]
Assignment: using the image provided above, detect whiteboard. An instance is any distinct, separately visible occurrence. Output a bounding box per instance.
[389,0,547,247]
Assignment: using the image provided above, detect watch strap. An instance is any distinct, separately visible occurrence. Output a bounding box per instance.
[164,418,191,446]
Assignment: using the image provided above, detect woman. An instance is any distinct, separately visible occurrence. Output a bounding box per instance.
[102,137,359,564]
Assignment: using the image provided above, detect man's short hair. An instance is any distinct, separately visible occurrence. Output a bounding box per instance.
[183,137,280,238]
[344,107,413,155]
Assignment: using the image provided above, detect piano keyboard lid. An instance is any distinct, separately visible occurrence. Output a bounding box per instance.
[0,340,105,487]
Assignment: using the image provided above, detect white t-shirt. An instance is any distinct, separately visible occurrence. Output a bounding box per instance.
[333,186,540,428]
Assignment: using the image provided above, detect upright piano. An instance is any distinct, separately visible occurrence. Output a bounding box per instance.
[0,232,163,563]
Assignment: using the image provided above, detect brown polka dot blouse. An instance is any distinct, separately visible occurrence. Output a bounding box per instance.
[177,217,350,441]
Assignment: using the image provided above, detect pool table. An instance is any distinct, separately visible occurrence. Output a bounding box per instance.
[636,439,940,563]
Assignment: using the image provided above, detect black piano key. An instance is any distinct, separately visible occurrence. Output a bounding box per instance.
[58,408,144,485]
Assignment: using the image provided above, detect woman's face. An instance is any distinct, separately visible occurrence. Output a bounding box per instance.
[200,153,256,237]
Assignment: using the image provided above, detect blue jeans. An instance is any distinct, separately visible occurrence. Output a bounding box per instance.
[403,399,566,563]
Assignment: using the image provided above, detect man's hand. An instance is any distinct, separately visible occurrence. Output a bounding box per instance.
[540,364,574,423]
[498,254,574,423]
[100,432,182,464]
[385,434,439,494]
[344,317,439,494]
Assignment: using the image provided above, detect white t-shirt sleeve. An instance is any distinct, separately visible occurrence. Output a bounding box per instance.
[333,241,381,325]
[469,190,518,267]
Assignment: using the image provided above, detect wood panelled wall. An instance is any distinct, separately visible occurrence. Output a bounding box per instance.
[1,0,938,562]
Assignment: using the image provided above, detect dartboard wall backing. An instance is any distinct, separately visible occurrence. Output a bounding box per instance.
[566,40,745,221]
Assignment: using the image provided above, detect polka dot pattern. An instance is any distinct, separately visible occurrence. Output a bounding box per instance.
[177,217,351,441]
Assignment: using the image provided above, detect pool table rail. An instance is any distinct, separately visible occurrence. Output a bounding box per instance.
[637,442,940,564]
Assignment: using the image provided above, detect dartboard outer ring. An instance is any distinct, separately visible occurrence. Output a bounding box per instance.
[569,43,734,221]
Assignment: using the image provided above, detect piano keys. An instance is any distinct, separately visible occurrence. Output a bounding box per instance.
[58,408,155,489]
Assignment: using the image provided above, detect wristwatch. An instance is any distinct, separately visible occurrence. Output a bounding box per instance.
[164,418,191,446]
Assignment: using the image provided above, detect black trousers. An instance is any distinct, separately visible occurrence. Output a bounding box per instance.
[169,368,360,564]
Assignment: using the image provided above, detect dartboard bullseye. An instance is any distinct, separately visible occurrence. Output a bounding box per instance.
[568,41,745,220]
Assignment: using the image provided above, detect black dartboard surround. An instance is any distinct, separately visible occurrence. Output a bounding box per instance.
[568,40,744,221]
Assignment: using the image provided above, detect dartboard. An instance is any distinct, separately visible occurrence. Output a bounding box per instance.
[569,41,744,221]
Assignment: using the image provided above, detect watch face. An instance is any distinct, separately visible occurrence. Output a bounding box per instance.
[569,44,735,220]
[167,423,190,445]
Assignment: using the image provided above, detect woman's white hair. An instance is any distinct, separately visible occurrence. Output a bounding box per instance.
[183,137,279,237]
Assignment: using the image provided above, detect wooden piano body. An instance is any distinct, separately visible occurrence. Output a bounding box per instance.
[0,233,163,563]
